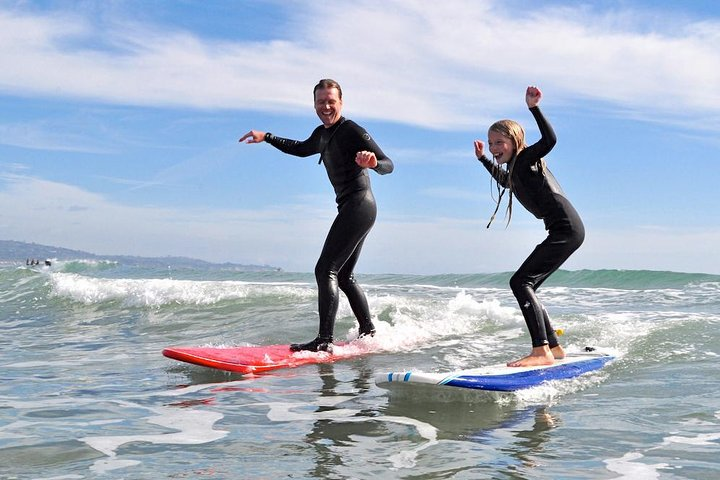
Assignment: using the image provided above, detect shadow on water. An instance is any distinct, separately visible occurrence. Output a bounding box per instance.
[165,363,247,385]
[380,381,561,438]
[374,380,563,477]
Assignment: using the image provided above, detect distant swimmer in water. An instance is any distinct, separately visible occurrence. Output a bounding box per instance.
[474,86,585,367]
[239,79,394,352]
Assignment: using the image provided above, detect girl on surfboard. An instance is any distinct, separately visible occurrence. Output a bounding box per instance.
[474,86,585,367]
[239,79,394,352]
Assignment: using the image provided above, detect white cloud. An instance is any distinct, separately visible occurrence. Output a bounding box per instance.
[1,2,718,276]
[1,1,719,130]
[0,174,332,269]
[0,121,116,153]
[2,174,717,275]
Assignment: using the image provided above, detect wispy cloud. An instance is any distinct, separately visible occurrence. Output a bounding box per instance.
[1,1,719,130]
[0,174,333,268]
[2,174,717,274]
[0,121,116,153]
[2,1,719,275]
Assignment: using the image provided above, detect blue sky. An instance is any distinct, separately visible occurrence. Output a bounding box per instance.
[1,0,719,274]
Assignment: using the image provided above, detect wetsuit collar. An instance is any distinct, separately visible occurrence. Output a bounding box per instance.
[318,117,347,165]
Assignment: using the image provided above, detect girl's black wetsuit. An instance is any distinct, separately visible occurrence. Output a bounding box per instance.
[478,107,584,348]
[265,117,393,351]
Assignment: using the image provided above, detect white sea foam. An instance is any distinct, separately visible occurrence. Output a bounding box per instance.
[263,396,438,470]
[604,451,668,479]
[81,405,227,474]
[663,431,720,446]
[47,272,314,306]
[602,409,720,478]
[342,291,522,354]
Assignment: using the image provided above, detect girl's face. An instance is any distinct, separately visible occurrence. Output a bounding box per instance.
[487,130,515,165]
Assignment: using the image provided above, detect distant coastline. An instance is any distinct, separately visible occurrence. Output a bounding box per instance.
[0,240,281,272]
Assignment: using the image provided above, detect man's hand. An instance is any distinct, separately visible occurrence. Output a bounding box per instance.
[355,150,378,169]
[239,130,266,143]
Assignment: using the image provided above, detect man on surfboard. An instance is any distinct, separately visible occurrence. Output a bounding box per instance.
[474,86,585,367]
[239,79,394,352]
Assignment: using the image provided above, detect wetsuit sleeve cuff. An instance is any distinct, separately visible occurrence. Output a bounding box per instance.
[264,132,273,142]
[478,155,493,166]
[372,157,394,175]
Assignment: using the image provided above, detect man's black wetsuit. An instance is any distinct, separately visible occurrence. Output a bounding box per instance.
[478,107,584,348]
[265,117,393,351]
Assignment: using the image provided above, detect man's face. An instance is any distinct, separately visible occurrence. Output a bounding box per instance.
[314,87,343,127]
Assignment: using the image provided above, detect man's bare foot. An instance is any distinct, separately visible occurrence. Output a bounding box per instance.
[551,345,565,359]
[507,346,555,367]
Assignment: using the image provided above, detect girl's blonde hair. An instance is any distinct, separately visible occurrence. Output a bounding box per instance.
[489,119,527,152]
[486,120,527,228]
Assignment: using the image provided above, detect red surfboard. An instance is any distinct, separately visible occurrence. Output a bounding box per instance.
[162,342,373,374]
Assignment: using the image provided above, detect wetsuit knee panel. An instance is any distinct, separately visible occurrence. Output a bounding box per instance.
[315,260,338,280]
[337,272,357,290]
[509,273,534,294]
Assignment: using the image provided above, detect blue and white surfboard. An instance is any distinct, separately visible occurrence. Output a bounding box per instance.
[375,350,614,392]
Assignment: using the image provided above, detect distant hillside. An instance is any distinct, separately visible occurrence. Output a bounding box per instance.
[0,240,280,272]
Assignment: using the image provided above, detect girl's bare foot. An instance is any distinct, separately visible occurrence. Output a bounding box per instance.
[551,345,565,359]
[507,346,555,367]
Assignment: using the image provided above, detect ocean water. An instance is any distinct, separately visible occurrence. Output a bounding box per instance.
[1,261,719,479]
